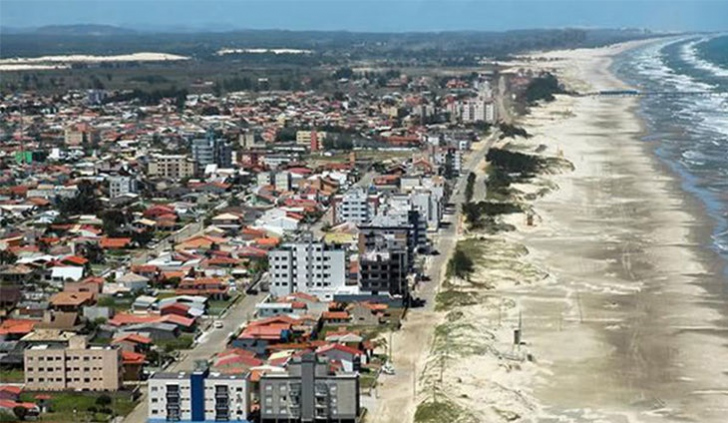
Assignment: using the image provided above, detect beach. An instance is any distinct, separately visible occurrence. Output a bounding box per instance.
[372,40,728,423]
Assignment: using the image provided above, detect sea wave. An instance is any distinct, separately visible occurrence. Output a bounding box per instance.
[682,36,728,79]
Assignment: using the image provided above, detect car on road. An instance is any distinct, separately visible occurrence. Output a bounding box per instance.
[246,287,259,295]
[213,321,224,329]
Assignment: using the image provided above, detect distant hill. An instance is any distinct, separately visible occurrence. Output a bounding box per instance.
[33,24,137,36]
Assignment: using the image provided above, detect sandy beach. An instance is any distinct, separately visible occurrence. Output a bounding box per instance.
[371,39,728,423]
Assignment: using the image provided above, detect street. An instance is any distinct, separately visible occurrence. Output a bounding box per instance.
[123,289,263,423]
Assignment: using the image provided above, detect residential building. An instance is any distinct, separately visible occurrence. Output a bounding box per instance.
[358,248,409,297]
[296,130,326,151]
[332,187,379,225]
[268,235,346,300]
[275,171,292,192]
[192,129,233,168]
[148,369,249,423]
[259,353,359,423]
[109,176,138,198]
[23,335,123,391]
[148,154,197,180]
[64,123,100,146]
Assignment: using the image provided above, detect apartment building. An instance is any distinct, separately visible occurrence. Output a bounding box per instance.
[148,370,249,423]
[64,123,100,146]
[109,176,138,198]
[148,154,197,179]
[295,130,326,151]
[332,187,380,225]
[259,353,359,423]
[268,235,346,300]
[358,248,409,297]
[192,130,233,168]
[23,335,123,391]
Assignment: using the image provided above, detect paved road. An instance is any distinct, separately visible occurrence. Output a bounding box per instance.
[123,289,263,423]
[131,221,203,265]
[415,132,498,310]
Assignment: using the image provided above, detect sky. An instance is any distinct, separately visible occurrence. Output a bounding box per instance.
[2,0,727,32]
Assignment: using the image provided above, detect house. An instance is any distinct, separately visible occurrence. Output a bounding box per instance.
[0,319,36,341]
[121,350,146,381]
[316,343,365,372]
[346,302,387,326]
[111,333,153,353]
[99,237,132,250]
[35,311,83,331]
[50,266,85,284]
[116,272,150,291]
[176,277,229,300]
[49,291,94,312]
[120,322,179,341]
[231,316,297,356]
[132,295,157,311]
[322,311,351,325]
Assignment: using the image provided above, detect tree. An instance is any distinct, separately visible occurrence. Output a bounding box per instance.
[464,172,476,203]
[447,249,474,280]
[0,250,17,265]
[12,406,27,421]
[95,394,112,408]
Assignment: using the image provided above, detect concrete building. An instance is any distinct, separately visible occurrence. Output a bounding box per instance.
[109,176,138,198]
[268,235,346,300]
[333,187,379,225]
[148,154,197,180]
[64,123,100,146]
[192,129,233,168]
[259,353,359,423]
[23,335,123,391]
[148,369,249,422]
[358,248,409,297]
[296,130,326,151]
[274,171,292,192]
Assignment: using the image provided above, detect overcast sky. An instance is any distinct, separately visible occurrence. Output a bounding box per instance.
[2,0,727,32]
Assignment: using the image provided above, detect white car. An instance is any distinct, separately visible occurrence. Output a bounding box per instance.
[213,321,224,329]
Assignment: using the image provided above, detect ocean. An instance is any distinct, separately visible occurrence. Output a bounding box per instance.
[612,35,728,260]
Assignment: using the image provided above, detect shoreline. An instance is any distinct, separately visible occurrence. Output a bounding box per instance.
[502,40,728,421]
[373,38,728,423]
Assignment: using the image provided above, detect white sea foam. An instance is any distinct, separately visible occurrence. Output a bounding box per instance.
[681,36,728,79]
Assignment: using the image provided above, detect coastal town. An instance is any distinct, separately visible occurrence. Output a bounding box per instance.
[5,10,725,422]
[0,51,566,423]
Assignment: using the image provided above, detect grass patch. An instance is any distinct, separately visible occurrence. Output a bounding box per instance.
[156,334,195,352]
[207,294,241,316]
[0,368,24,383]
[19,392,137,422]
[435,290,478,311]
[414,399,477,423]
[359,372,378,390]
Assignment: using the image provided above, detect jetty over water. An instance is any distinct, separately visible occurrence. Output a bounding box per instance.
[585,90,728,98]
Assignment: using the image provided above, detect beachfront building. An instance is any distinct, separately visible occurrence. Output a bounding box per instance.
[268,234,346,300]
[259,353,359,423]
[23,335,123,391]
[148,369,249,422]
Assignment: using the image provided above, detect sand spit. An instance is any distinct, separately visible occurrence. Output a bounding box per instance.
[373,39,728,423]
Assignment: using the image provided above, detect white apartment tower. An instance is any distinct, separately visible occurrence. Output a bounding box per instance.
[268,235,346,300]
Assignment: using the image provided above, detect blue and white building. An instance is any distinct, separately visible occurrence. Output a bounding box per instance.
[148,369,249,422]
